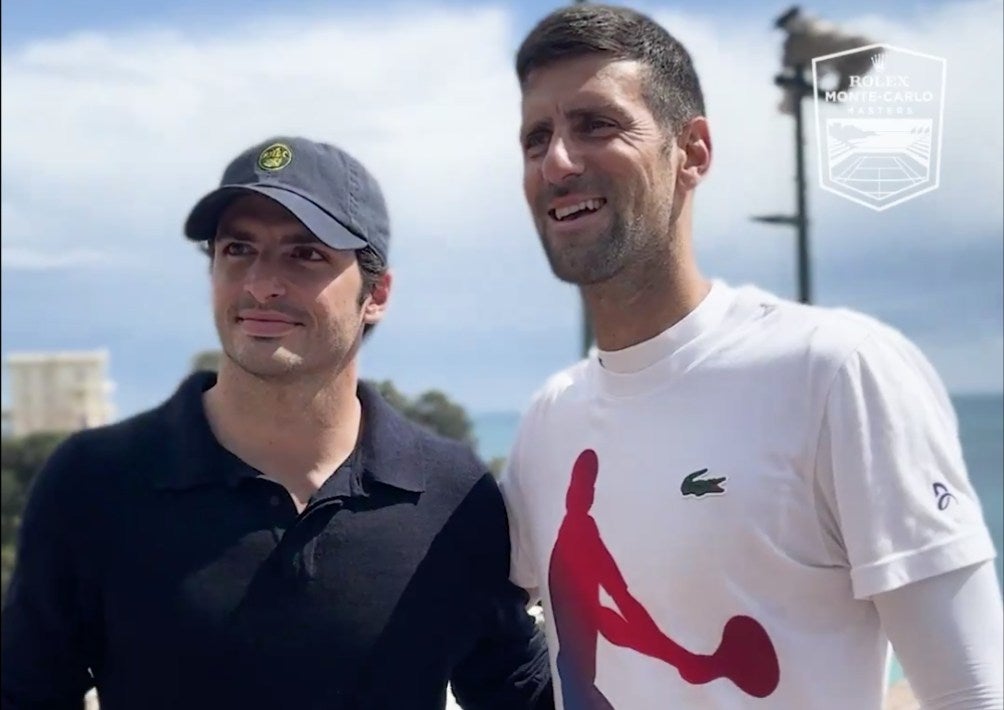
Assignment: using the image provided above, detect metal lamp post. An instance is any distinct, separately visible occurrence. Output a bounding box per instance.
[755,5,880,305]
[754,61,816,304]
[574,1,593,356]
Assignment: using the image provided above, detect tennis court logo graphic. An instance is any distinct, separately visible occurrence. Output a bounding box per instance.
[812,44,946,211]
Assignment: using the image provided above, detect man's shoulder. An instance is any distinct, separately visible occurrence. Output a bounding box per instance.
[497,360,592,461]
[410,421,483,472]
[33,389,185,491]
[400,422,506,519]
[371,397,490,490]
[525,358,591,413]
[732,284,915,369]
[12,411,173,526]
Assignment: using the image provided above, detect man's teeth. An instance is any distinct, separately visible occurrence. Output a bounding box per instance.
[554,199,604,220]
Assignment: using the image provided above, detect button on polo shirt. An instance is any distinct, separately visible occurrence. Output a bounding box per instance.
[1,372,552,710]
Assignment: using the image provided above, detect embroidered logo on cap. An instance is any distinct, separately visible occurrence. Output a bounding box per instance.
[257,143,292,171]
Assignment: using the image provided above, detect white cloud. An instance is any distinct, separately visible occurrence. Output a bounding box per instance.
[0,245,132,270]
[2,2,999,271]
[1,7,525,264]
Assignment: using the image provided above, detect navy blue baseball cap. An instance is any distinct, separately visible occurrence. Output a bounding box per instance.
[184,136,390,264]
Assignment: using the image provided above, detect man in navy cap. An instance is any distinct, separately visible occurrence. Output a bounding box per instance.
[1,137,554,710]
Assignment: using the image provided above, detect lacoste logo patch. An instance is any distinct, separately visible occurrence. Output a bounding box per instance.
[681,468,726,498]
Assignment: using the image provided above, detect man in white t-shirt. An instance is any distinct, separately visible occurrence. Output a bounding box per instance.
[502,4,1003,709]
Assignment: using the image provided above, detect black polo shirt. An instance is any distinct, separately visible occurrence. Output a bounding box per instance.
[1,373,552,710]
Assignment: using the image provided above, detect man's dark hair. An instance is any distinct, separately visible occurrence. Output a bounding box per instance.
[201,239,387,339]
[516,4,706,135]
[355,245,386,339]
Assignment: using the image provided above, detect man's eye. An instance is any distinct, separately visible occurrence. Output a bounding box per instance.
[291,247,325,261]
[585,118,616,132]
[221,242,253,256]
[523,131,549,156]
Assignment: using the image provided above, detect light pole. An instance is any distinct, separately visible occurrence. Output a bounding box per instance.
[755,6,879,305]
[573,1,593,356]
[754,62,815,304]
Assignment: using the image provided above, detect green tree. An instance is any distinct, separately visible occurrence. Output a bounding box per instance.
[487,457,507,478]
[191,350,222,372]
[372,380,410,413]
[369,380,477,449]
[1,469,25,597]
[1,431,67,602]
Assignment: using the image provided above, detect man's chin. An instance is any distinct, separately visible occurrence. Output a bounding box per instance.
[550,266,592,286]
[546,250,617,287]
[227,347,305,379]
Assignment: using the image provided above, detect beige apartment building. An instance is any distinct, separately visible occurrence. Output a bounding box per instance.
[5,350,115,437]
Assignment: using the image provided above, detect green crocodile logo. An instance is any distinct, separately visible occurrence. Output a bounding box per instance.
[681,468,726,498]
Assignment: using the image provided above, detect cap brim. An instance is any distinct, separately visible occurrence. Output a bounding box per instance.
[183,184,367,251]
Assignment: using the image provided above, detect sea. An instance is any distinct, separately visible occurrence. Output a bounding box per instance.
[471,393,1004,687]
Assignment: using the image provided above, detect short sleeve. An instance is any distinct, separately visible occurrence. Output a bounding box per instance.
[498,408,541,600]
[815,328,996,599]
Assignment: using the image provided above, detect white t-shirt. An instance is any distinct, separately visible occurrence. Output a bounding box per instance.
[500,280,996,710]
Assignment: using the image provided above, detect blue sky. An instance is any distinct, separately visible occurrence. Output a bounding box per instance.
[0,0,958,49]
[2,0,1002,419]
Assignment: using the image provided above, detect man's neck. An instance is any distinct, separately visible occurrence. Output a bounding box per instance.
[203,360,362,487]
[584,234,710,353]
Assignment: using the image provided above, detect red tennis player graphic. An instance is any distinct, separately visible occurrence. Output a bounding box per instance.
[548,449,780,708]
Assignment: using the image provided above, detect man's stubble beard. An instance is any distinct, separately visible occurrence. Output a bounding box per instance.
[225,342,303,381]
[216,318,360,386]
[540,197,675,289]
[540,206,630,285]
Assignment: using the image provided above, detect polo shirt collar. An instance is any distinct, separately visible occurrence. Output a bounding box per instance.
[154,371,251,490]
[356,380,427,494]
[154,372,426,494]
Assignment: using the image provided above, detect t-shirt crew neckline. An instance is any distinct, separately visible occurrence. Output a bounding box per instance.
[590,280,737,398]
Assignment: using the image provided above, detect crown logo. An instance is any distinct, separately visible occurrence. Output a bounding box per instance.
[870,53,886,72]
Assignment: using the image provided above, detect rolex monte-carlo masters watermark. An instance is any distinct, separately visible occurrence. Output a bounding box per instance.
[812,44,947,211]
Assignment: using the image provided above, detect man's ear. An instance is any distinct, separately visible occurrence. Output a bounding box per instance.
[363,270,392,326]
[676,116,712,191]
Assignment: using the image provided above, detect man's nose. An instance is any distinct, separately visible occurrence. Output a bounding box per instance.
[541,135,584,185]
[243,257,286,303]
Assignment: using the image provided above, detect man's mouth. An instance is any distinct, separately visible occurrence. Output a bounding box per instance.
[236,311,302,337]
[548,198,607,222]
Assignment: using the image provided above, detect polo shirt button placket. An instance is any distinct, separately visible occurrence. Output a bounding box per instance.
[298,498,344,580]
[265,490,292,544]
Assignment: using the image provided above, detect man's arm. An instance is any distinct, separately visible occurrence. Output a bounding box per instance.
[1,437,97,710]
[815,327,996,600]
[450,580,554,710]
[450,473,554,710]
[814,325,1000,707]
[874,561,1003,710]
[497,412,543,605]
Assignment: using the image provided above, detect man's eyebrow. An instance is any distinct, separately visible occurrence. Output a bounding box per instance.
[520,118,552,141]
[520,101,626,138]
[278,233,324,246]
[565,101,625,119]
[215,227,254,241]
[216,228,322,246]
